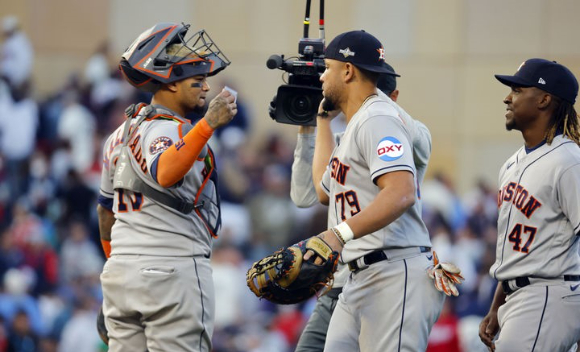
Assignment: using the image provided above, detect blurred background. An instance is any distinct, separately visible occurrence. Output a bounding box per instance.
[0,0,579,351]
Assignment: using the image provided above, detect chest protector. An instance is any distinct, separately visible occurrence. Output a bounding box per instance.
[113,103,222,237]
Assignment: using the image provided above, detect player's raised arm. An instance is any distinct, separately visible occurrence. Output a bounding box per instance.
[312,101,339,205]
[290,125,319,207]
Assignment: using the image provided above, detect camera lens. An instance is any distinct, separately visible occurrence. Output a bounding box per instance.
[286,94,312,122]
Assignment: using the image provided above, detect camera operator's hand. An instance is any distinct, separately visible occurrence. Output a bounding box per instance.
[204,89,237,129]
[316,98,340,120]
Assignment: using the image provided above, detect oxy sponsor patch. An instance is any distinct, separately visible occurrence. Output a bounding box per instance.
[149,136,173,155]
[376,137,404,161]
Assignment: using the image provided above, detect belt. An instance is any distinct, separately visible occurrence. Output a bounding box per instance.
[347,246,431,272]
[501,275,580,295]
[325,287,343,300]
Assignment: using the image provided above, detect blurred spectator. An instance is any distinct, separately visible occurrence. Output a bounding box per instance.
[6,310,38,352]
[59,219,103,284]
[57,293,100,352]
[422,172,467,233]
[0,268,44,336]
[427,299,462,352]
[19,229,59,297]
[83,42,110,89]
[0,81,38,204]
[57,91,96,174]
[0,16,33,90]
[56,169,95,226]
[212,244,256,329]
[247,163,299,256]
[0,316,7,352]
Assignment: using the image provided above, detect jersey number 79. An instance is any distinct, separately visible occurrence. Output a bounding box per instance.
[335,190,361,221]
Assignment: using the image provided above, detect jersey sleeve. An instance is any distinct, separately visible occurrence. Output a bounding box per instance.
[557,163,580,235]
[142,121,181,171]
[290,133,318,207]
[356,114,415,183]
[99,133,116,210]
[412,119,432,170]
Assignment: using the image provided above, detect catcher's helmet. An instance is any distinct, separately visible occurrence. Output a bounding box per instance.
[119,22,231,92]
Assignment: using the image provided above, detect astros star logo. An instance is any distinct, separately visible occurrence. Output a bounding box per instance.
[377,47,386,61]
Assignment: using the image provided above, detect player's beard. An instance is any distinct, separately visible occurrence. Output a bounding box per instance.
[192,102,208,116]
[321,97,337,113]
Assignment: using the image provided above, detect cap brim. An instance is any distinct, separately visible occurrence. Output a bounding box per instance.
[495,74,532,88]
[355,63,401,77]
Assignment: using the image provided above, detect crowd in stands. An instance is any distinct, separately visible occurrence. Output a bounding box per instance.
[0,16,498,352]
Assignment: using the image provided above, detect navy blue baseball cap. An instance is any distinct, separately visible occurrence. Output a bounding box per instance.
[377,63,398,94]
[495,58,579,104]
[325,30,400,76]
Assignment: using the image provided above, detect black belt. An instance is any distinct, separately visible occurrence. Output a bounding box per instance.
[347,246,431,272]
[501,275,580,295]
[325,287,342,300]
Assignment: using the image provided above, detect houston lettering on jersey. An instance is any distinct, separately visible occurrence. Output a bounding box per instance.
[128,133,148,174]
[104,129,124,170]
[498,182,542,218]
[330,157,350,185]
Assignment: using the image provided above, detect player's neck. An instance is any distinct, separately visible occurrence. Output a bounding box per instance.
[521,113,551,148]
[151,95,186,118]
[343,86,378,123]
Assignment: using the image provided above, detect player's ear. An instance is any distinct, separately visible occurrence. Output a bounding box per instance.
[537,92,552,110]
[164,81,179,93]
[389,89,399,102]
[344,63,354,82]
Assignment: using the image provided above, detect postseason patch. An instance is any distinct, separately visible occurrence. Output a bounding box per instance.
[376,137,404,161]
[149,136,173,155]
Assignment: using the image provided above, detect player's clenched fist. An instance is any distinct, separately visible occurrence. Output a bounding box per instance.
[204,89,237,129]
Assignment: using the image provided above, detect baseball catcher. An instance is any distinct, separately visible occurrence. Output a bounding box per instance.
[247,236,339,304]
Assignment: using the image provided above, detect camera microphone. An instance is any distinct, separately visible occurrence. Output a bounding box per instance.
[266,54,284,70]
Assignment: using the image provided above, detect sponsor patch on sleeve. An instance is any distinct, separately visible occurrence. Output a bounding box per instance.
[149,136,173,155]
[376,137,404,161]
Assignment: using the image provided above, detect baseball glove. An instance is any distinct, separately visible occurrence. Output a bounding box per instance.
[246,236,339,304]
[427,251,465,296]
[97,305,108,345]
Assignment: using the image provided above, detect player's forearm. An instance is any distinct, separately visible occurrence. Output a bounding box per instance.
[97,204,115,258]
[97,204,115,241]
[345,171,415,239]
[157,119,214,187]
[312,118,334,200]
[489,282,507,313]
[290,131,319,207]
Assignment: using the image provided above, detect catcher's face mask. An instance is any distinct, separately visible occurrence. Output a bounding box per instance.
[119,22,231,92]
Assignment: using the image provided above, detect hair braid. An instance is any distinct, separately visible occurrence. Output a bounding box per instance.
[545,97,580,146]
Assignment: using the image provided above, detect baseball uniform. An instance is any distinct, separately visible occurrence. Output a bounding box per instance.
[310,94,443,352]
[292,91,434,352]
[490,135,580,351]
[99,104,219,352]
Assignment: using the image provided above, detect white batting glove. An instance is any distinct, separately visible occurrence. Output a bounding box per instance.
[427,251,465,297]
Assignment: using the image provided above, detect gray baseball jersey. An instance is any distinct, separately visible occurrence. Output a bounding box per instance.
[292,92,434,352]
[489,135,580,351]
[320,94,431,263]
[99,106,217,257]
[490,135,580,280]
[99,105,217,352]
[320,94,443,352]
[291,90,432,286]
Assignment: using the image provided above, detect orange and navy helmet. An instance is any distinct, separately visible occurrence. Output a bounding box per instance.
[119,22,230,92]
